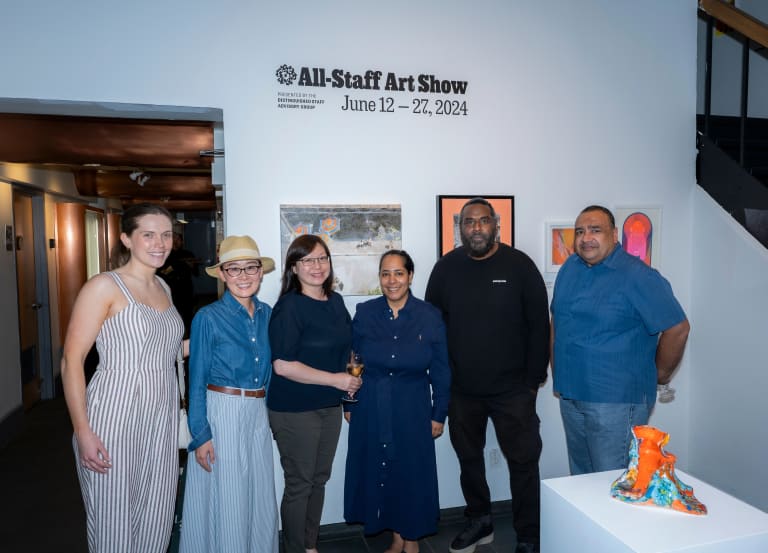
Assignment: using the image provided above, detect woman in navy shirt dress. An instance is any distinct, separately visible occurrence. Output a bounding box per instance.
[344,250,451,553]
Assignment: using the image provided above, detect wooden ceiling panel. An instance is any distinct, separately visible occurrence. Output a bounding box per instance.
[120,198,218,212]
[0,114,213,168]
[0,113,217,211]
[93,172,214,198]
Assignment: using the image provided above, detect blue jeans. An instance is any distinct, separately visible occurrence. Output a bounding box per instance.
[559,398,651,475]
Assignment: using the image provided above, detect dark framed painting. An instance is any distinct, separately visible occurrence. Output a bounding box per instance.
[437,195,514,256]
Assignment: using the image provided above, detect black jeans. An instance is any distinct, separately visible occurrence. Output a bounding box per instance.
[448,389,542,543]
[269,406,342,553]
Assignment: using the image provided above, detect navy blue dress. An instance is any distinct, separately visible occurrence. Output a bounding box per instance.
[343,294,450,540]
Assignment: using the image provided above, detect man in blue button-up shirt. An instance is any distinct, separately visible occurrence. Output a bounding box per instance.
[551,205,690,476]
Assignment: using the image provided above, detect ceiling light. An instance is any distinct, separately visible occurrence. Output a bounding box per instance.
[129,170,151,187]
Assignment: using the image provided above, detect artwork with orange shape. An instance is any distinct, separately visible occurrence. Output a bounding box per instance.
[320,216,340,235]
[610,425,707,515]
[551,227,575,266]
[621,212,652,266]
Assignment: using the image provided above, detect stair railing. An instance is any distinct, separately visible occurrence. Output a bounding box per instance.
[698,0,768,167]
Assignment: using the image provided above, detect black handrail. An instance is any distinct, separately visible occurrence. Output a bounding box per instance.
[704,16,712,138]
[699,1,768,172]
[739,36,749,167]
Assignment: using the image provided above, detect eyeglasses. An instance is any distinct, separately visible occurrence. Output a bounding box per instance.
[223,263,262,277]
[298,255,330,266]
[462,216,494,227]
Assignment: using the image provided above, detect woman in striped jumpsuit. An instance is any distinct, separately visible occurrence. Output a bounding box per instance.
[62,203,184,553]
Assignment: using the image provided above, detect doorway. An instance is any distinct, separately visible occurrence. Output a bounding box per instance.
[0,98,225,401]
[12,188,53,408]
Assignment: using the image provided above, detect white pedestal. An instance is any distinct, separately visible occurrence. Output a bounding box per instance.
[541,469,768,553]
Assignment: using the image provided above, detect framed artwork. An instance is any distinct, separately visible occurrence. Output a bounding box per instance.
[279,204,402,296]
[614,206,662,268]
[545,221,576,273]
[436,195,514,256]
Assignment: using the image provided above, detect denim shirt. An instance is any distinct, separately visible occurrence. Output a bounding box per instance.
[551,245,686,404]
[187,290,272,451]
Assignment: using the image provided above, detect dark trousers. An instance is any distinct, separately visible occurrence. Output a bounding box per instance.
[269,406,342,553]
[448,389,542,543]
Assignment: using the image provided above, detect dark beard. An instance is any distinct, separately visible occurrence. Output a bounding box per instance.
[461,229,496,258]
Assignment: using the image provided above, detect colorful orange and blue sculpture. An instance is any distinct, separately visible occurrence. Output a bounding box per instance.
[610,425,707,515]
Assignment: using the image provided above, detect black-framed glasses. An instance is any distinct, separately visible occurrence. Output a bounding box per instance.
[223,263,262,277]
[298,255,330,266]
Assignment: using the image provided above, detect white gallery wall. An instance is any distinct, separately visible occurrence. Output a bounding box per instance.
[0,0,704,521]
[690,0,768,511]
[688,188,768,512]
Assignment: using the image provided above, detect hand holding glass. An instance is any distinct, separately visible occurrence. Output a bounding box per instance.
[343,352,364,403]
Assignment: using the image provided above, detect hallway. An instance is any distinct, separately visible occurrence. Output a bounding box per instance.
[0,398,518,553]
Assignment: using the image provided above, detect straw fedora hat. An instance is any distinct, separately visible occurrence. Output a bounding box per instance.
[205,235,275,278]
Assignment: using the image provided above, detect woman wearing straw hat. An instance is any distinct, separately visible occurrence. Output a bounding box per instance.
[180,235,279,553]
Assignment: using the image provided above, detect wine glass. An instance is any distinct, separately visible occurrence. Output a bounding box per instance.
[342,352,364,403]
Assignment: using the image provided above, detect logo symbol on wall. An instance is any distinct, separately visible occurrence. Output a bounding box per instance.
[276,65,297,85]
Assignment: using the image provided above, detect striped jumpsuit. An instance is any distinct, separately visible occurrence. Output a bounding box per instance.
[74,272,183,553]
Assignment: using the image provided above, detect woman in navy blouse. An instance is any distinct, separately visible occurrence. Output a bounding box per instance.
[180,235,278,553]
[267,234,361,553]
[344,250,451,553]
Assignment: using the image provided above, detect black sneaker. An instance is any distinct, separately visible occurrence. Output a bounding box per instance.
[514,542,540,553]
[449,515,494,553]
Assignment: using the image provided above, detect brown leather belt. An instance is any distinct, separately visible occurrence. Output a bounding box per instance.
[207,384,265,398]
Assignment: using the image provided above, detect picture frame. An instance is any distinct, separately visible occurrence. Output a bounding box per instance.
[545,221,576,274]
[614,206,662,268]
[279,204,402,296]
[437,195,514,257]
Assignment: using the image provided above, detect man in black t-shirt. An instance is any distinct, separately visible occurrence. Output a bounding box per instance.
[425,197,549,553]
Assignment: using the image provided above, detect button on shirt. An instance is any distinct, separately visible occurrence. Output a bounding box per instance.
[187,290,272,450]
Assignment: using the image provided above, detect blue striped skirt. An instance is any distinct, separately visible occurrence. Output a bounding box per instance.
[180,389,278,553]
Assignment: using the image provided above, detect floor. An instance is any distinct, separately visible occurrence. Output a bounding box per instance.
[0,398,520,553]
[0,397,87,553]
[312,515,517,553]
